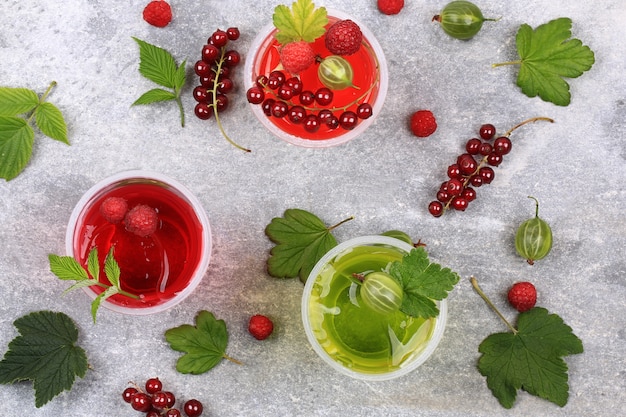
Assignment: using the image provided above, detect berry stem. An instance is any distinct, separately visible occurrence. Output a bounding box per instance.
[27,81,57,124]
[223,353,243,365]
[328,215,354,231]
[504,116,554,137]
[211,48,251,152]
[470,277,518,334]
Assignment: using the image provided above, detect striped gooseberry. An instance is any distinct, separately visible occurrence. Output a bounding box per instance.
[360,272,403,315]
[432,1,497,40]
[515,196,553,265]
[318,55,356,90]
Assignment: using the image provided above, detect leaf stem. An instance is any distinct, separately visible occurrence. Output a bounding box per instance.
[504,116,554,137]
[328,215,354,231]
[470,277,518,334]
[175,88,185,127]
[492,60,523,68]
[223,353,243,365]
[39,81,57,103]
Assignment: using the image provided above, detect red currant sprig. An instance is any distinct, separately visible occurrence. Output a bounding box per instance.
[122,378,204,417]
[193,27,250,152]
[428,117,554,217]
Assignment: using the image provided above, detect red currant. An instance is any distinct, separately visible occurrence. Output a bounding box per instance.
[436,190,451,203]
[194,60,211,77]
[201,44,219,63]
[461,187,477,202]
[451,196,469,211]
[246,86,265,104]
[356,103,373,119]
[226,27,240,41]
[479,167,495,184]
[122,387,138,403]
[217,78,234,94]
[479,123,496,140]
[447,164,461,179]
[145,378,163,394]
[303,114,320,133]
[211,30,229,47]
[131,392,152,412]
[493,136,512,155]
[465,138,481,155]
[457,153,478,176]
[184,399,204,417]
[314,87,333,106]
[164,391,176,408]
[445,179,464,195]
[193,86,209,103]
[152,391,169,409]
[428,201,444,217]
[339,111,358,130]
[194,103,212,120]
[147,412,160,417]
[165,409,182,417]
[478,142,493,156]
[486,152,503,166]
[223,50,241,67]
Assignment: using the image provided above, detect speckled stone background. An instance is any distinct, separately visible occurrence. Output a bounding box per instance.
[0,0,624,416]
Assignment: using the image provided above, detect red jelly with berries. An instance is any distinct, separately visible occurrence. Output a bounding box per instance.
[66,171,212,314]
[245,10,388,147]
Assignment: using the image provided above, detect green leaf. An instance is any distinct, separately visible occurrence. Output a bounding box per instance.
[174,60,187,91]
[86,247,100,281]
[265,208,340,282]
[103,248,120,288]
[91,286,118,323]
[0,311,88,408]
[503,17,595,106]
[478,307,584,408]
[389,247,460,318]
[49,254,90,281]
[273,0,328,44]
[34,102,68,144]
[164,311,231,375]
[0,116,35,181]
[132,88,177,105]
[133,37,178,88]
[0,87,39,115]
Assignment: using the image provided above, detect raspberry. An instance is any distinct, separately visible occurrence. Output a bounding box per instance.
[377,0,405,15]
[124,204,159,237]
[143,1,172,28]
[279,41,316,74]
[410,110,437,137]
[507,282,537,312]
[248,315,274,340]
[325,20,363,56]
[99,197,128,224]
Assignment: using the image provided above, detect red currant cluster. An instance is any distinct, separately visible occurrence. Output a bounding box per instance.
[192,28,249,152]
[122,377,203,417]
[246,70,373,133]
[428,123,512,217]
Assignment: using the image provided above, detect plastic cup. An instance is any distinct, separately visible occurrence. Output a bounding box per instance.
[302,236,448,381]
[65,170,212,315]
[244,8,389,148]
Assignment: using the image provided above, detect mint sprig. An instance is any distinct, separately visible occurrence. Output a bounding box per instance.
[0,82,69,181]
[49,247,139,323]
[132,37,187,126]
[0,311,88,408]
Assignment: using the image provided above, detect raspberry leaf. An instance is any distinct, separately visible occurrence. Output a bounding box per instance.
[34,102,68,144]
[478,307,583,408]
[165,310,239,375]
[0,87,39,115]
[0,116,34,181]
[265,208,352,283]
[132,37,187,126]
[0,311,88,408]
[389,247,460,318]
[494,18,595,106]
[273,0,328,45]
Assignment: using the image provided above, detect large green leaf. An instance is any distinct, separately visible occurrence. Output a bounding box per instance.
[0,116,35,181]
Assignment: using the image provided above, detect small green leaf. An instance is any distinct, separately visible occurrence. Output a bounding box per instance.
[103,248,121,288]
[0,311,88,408]
[86,247,100,281]
[478,307,584,408]
[0,116,35,181]
[49,254,90,281]
[265,208,342,282]
[34,102,68,144]
[273,0,328,44]
[174,60,187,91]
[0,87,39,115]
[389,247,460,318]
[132,88,177,105]
[133,37,178,88]
[164,311,232,375]
[91,286,118,323]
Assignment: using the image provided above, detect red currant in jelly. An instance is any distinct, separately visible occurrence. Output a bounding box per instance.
[261,99,275,116]
[339,111,358,130]
[299,90,315,106]
[271,101,288,118]
[184,399,204,417]
[315,87,333,106]
[356,103,373,119]
[288,106,306,124]
[479,123,496,140]
[246,86,265,104]
[303,114,320,133]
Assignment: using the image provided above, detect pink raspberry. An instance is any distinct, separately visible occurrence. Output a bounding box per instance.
[124,204,159,237]
[100,197,128,224]
[279,41,316,74]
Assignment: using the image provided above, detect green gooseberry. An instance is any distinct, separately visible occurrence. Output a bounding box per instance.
[515,196,553,265]
[318,55,357,90]
[432,1,497,40]
[380,230,413,246]
[360,271,404,315]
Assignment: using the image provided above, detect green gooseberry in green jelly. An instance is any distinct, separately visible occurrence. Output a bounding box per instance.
[515,196,553,265]
[318,55,357,90]
[360,272,404,315]
[380,230,413,246]
[432,1,497,40]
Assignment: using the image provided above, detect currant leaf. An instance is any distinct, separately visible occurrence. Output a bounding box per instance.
[164,311,234,375]
[478,307,584,408]
[273,0,328,45]
[0,311,88,408]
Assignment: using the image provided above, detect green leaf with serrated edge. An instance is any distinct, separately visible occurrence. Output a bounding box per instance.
[49,254,90,281]
[510,18,595,106]
[0,87,39,115]
[62,279,99,295]
[133,37,178,88]
[0,311,88,408]
[104,248,120,288]
[388,247,460,318]
[86,247,100,281]
[34,102,68,144]
[91,286,118,323]
[164,310,229,375]
[478,307,584,409]
[273,0,328,44]
[174,60,187,91]
[0,116,34,181]
[133,88,177,105]
[265,208,339,282]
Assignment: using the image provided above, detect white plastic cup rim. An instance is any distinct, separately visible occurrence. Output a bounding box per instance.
[64,170,212,315]
[243,8,389,148]
[301,235,448,381]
